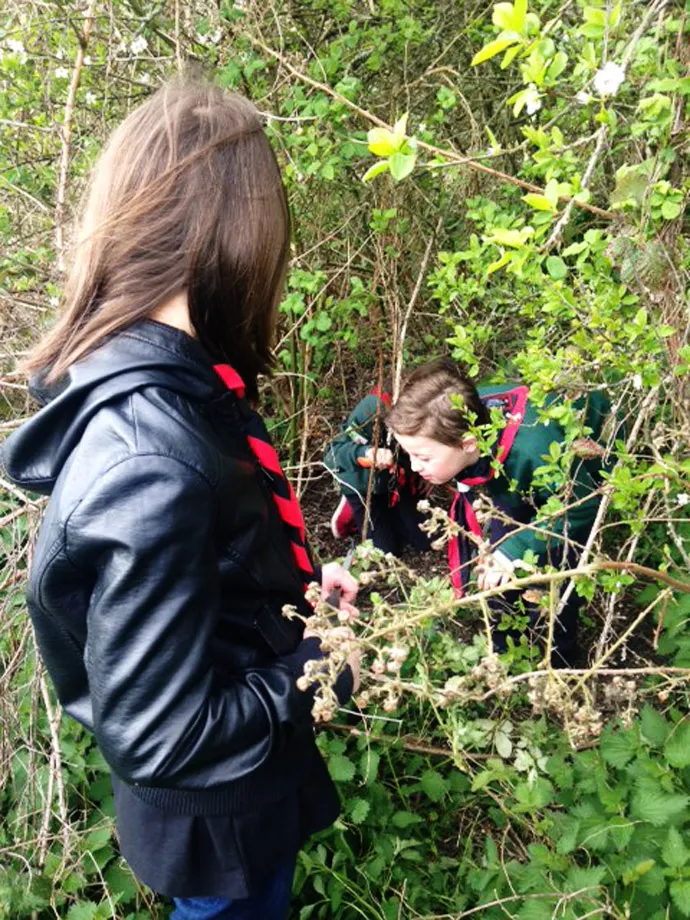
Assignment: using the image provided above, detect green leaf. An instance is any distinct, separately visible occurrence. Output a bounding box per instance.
[472,38,519,66]
[640,705,670,746]
[662,200,682,219]
[545,256,567,280]
[391,810,422,828]
[665,721,690,768]
[671,880,690,918]
[565,865,606,893]
[420,769,450,803]
[632,779,689,827]
[523,193,556,212]
[360,749,380,785]
[349,798,370,824]
[314,312,332,332]
[600,727,636,768]
[388,152,416,182]
[104,861,139,902]
[66,904,99,920]
[662,827,690,868]
[367,127,398,157]
[328,754,356,782]
[622,859,656,885]
[517,903,553,920]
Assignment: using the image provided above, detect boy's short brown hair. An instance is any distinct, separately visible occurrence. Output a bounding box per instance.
[387,358,490,446]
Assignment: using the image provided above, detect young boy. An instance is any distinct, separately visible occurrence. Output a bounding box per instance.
[324,387,431,556]
[386,359,613,666]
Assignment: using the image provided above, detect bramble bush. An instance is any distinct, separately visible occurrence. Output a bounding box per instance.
[1,0,688,917]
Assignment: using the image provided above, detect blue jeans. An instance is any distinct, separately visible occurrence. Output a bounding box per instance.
[170,860,294,920]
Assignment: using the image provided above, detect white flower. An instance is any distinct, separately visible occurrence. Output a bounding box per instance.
[593,61,625,98]
[139,71,151,85]
[576,91,592,105]
[83,55,91,65]
[84,91,97,105]
[524,86,542,115]
[129,35,148,55]
[54,66,70,79]
[677,493,689,507]
[6,39,27,63]
[49,296,60,307]
[632,373,642,390]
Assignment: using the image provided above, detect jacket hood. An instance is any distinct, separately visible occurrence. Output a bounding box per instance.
[1,320,224,494]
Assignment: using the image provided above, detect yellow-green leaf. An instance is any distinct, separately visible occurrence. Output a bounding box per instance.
[501,43,522,69]
[367,127,398,157]
[487,252,513,274]
[492,2,516,30]
[523,193,556,211]
[362,160,390,183]
[471,37,518,67]
[393,112,409,146]
[486,226,533,248]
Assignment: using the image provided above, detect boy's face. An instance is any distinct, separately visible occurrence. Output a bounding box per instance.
[393,432,480,485]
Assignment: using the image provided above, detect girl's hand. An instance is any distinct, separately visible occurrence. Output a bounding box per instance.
[321,561,358,603]
[364,446,394,469]
[476,550,515,591]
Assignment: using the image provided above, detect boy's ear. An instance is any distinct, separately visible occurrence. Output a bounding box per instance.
[461,434,478,453]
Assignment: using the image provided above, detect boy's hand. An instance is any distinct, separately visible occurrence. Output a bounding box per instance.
[476,549,515,591]
[321,561,358,603]
[364,446,394,469]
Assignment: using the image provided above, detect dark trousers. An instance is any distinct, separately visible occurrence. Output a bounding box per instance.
[349,491,431,556]
[171,860,294,919]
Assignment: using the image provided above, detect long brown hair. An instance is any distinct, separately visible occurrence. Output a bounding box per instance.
[23,80,290,398]
[387,358,490,445]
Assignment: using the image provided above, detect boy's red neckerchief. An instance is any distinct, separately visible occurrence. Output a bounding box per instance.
[213,364,314,592]
[448,386,529,598]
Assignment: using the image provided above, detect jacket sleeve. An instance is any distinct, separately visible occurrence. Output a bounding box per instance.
[496,434,603,562]
[64,453,322,789]
[324,395,388,498]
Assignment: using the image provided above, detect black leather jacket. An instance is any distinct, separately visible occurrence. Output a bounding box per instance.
[1,320,349,814]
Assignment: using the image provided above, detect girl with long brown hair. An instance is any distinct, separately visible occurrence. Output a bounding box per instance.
[2,80,359,919]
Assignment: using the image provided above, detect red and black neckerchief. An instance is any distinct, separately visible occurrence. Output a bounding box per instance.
[448,386,529,598]
[214,364,314,592]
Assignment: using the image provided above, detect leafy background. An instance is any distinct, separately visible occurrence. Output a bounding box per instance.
[1,0,689,917]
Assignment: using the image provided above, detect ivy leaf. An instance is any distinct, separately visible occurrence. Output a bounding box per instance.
[662,827,690,868]
[388,152,416,182]
[328,754,356,782]
[420,769,450,802]
[671,880,690,918]
[349,798,370,824]
[665,721,690,768]
[471,38,519,67]
[367,127,398,157]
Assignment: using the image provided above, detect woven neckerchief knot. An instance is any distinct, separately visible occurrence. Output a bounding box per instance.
[213,364,314,591]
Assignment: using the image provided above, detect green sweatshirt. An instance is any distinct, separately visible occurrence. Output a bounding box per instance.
[324,394,392,499]
[477,386,612,561]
